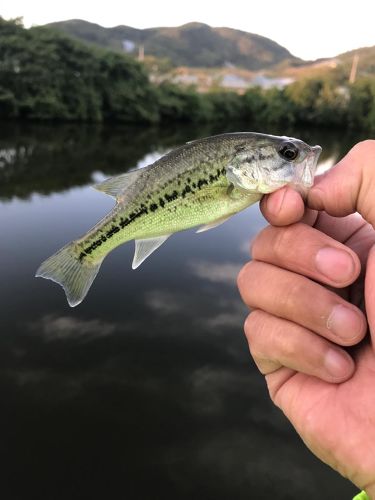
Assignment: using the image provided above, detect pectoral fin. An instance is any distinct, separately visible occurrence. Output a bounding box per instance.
[196,214,234,233]
[132,235,171,269]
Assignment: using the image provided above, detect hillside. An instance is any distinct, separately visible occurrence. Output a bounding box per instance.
[280,45,375,83]
[336,45,375,76]
[45,19,301,70]
[0,17,159,122]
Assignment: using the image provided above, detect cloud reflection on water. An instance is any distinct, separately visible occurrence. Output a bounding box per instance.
[188,259,242,286]
[144,289,185,316]
[28,314,116,341]
[0,123,359,499]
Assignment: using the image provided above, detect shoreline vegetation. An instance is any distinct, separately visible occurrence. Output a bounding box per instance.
[1,18,375,132]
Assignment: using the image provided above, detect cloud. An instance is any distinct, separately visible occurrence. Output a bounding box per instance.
[28,314,116,341]
[199,301,247,330]
[188,260,242,286]
[188,365,251,415]
[144,289,185,316]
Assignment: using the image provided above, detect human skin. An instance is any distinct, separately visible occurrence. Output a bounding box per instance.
[237,140,375,496]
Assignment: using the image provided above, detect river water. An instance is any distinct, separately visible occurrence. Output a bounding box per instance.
[0,122,366,499]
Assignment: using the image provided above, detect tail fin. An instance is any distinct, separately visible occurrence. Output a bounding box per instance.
[35,243,103,307]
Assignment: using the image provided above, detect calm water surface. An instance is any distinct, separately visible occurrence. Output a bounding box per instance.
[0,122,366,499]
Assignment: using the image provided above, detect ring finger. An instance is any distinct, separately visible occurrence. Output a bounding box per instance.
[244,310,355,382]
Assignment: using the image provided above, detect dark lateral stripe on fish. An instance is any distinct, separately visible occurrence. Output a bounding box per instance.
[36,133,322,308]
[79,166,227,261]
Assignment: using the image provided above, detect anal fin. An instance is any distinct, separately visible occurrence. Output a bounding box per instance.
[132,235,171,269]
[196,214,233,233]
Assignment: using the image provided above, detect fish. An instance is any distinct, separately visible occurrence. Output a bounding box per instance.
[36,132,322,307]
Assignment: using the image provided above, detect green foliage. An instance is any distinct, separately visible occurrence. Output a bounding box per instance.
[99,52,159,123]
[240,87,296,127]
[266,88,296,126]
[0,87,17,117]
[206,91,244,122]
[347,78,375,131]
[0,17,158,123]
[155,82,212,122]
[1,18,375,132]
[241,87,268,123]
[285,78,348,126]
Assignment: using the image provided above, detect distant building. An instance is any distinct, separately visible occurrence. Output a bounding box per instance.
[172,74,199,85]
[220,73,294,93]
[122,40,136,53]
[221,74,251,91]
[251,74,294,89]
[151,66,295,94]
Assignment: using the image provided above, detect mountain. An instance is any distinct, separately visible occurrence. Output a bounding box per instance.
[280,44,375,84]
[44,19,302,70]
[335,45,375,75]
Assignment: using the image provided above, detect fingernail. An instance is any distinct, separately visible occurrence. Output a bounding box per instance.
[267,188,286,217]
[315,247,355,283]
[327,305,364,341]
[325,349,353,379]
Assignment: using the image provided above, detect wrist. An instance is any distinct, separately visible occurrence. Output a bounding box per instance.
[357,484,375,500]
[366,484,375,500]
[353,484,375,500]
[353,490,371,500]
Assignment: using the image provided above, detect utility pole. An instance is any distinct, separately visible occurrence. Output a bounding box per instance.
[138,44,144,62]
[349,54,359,84]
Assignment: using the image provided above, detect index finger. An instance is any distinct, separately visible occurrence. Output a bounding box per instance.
[260,186,316,226]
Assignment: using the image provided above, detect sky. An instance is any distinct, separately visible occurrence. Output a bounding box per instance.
[2,0,375,61]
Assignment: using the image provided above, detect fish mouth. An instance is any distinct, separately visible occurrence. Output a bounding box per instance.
[300,145,322,188]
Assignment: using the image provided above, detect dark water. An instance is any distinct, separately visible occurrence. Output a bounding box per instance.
[0,122,366,500]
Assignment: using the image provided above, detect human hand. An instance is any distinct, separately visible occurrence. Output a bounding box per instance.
[237,140,375,495]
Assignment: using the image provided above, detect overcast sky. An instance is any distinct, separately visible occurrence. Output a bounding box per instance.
[2,0,375,61]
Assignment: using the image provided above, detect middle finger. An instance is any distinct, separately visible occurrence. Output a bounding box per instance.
[251,222,361,288]
[238,261,367,346]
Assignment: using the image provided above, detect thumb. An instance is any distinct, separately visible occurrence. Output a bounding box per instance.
[366,244,375,340]
[307,140,375,228]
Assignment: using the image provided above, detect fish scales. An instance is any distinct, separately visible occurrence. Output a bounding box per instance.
[36,132,322,306]
[77,136,257,261]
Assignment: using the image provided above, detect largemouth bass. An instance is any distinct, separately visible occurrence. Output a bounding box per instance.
[36,132,321,307]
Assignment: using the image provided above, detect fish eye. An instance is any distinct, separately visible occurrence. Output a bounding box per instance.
[278,142,299,161]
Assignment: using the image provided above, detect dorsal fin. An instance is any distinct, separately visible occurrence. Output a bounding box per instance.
[93,169,143,200]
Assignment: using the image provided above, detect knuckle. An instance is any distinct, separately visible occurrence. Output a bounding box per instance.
[350,140,375,179]
[244,309,265,342]
[252,224,300,263]
[347,141,375,223]
[352,139,375,157]
[237,262,252,291]
[271,225,299,260]
[277,330,298,359]
[245,311,292,366]
[244,311,266,357]
[251,225,274,258]
[244,310,263,341]
[237,261,262,304]
[271,223,310,266]
[276,277,305,314]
